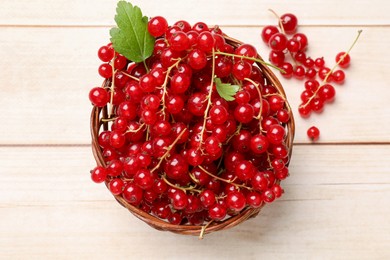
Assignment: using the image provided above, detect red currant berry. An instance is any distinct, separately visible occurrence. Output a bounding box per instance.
[90,166,108,183]
[263,189,276,203]
[89,87,109,107]
[269,33,288,52]
[197,31,215,53]
[250,134,269,154]
[335,52,351,68]
[109,178,125,195]
[98,63,113,78]
[307,126,320,141]
[315,57,325,68]
[332,70,346,84]
[122,183,143,206]
[269,50,285,66]
[169,31,190,52]
[292,33,308,51]
[226,191,246,212]
[232,60,252,80]
[267,124,285,144]
[234,103,254,123]
[261,25,279,44]
[188,49,208,70]
[98,45,114,62]
[171,189,188,210]
[280,13,298,34]
[246,191,263,208]
[318,84,336,102]
[148,16,168,37]
[208,203,227,221]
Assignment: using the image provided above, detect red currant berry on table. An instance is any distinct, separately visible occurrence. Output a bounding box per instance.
[280,13,298,34]
[268,33,287,52]
[335,52,351,68]
[307,126,320,141]
[261,25,279,44]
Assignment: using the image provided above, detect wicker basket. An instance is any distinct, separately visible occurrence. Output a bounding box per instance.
[90,35,295,237]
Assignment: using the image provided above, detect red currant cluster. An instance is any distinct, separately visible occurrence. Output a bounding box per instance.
[261,11,361,141]
[89,16,293,227]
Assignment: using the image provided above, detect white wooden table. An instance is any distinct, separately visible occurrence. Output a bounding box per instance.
[1,0,389,259]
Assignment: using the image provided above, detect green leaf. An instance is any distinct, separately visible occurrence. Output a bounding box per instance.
[110,1,155,63]
[215,78,239,101]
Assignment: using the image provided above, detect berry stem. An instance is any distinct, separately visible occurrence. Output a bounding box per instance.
[268,9,286,35]
[214,51,283,71]
[108,57,117,118]
[198,48,216,152]
[151,128,187,173]
[162,175,202,193]
[121,71,140,82]
[323,30,363,83]
[244,77,263,132]
[198,166,252,190]
[199,220,214,240]
[125,123,146,134]
[300,30,362,109]
[268,9,298,66]
[160,58,182,119]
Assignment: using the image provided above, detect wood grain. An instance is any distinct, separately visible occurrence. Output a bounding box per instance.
[0,146,389,259]
[0,27,389,144]
[1,0,389,258]
[0,0,389,26]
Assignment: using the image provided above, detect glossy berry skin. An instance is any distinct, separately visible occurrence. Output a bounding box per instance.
[280,13,298,34]
[335,52,351,68]
[267,124,285,144]
[251,171,268,191]
[307,126,320,141]
[250,134,269,154]
[90,166,108,183]
[89,87,109,107]
[108,178,125,195]
[269,50,285,67]
[269,33,287,52]
[209,105,228,125]
[208,203,227,221]
[98,63,113,78]
[98,45,114,62]
[148,16,168,37]
[188,49,207,70]
[169,31,190,52]
[246,191,263,208]
[171,189,188,210]
[197,31,215,53]
[234,160,255,181]
[234,104,254,123]
[226,191,246,211]
[232,60,252,80]
[199,190,216,208]
[122,183,143,206]
[261,25,279,44]
[292,33,308,51]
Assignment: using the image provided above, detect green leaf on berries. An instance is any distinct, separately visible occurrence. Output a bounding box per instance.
[215,78,239,101]
[110,1,155,63]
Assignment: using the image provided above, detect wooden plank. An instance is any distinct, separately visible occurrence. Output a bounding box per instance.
[0,145,389,259]
[0,26,389,144]
[0,0,389,26]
